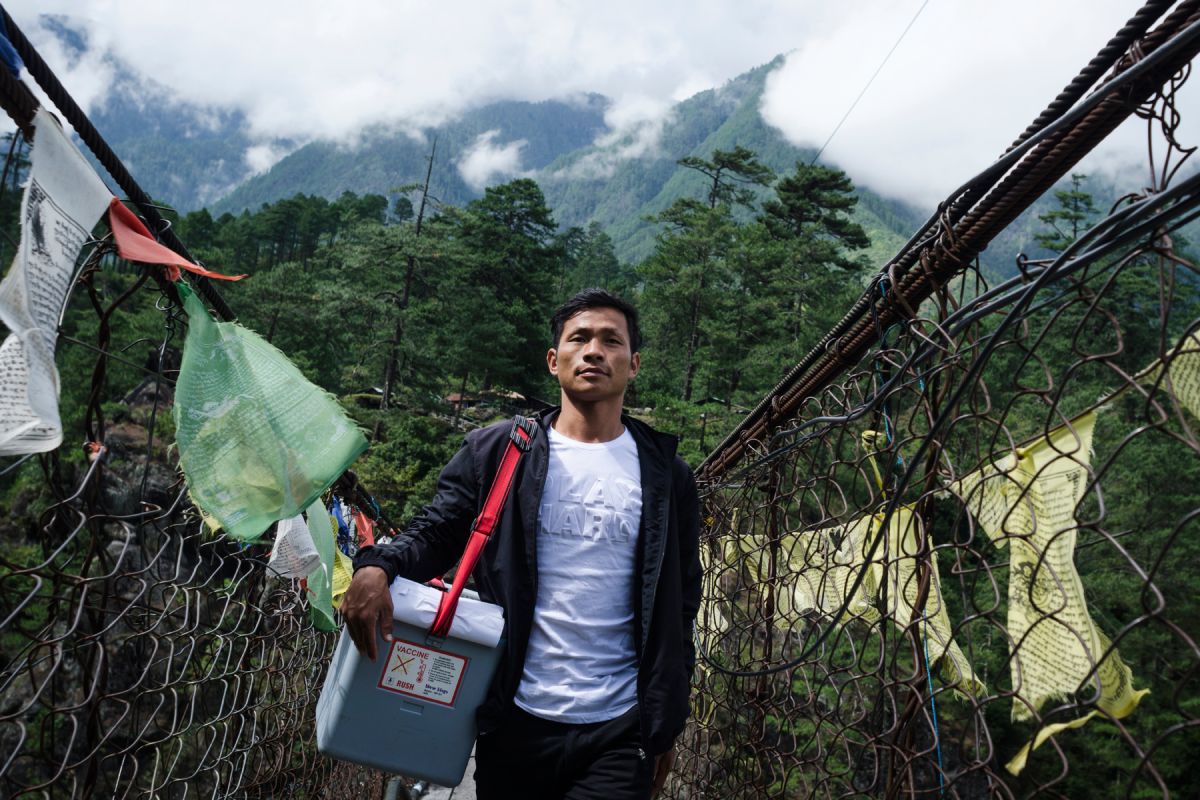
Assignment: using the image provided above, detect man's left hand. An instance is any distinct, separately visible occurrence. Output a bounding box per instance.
[651,744,676,797]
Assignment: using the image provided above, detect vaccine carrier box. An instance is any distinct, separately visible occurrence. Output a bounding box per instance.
[315,578,505,785]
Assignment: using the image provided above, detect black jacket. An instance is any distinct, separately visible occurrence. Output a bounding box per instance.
[353,409,702,755]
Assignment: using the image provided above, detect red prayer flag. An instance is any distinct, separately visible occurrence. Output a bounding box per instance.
[351,509,376,548]
[107,198,246,281]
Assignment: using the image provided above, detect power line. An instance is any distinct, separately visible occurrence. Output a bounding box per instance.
[811,0,931,166]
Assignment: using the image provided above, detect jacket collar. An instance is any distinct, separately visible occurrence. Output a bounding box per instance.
[532,406,679,465]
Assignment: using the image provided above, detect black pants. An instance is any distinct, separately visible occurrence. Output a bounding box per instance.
[474,705,652,800]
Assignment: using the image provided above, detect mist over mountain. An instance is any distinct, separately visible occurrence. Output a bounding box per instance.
[201,58,929,267]
[33,15,271,211]
[39,17,1164,276]
[210,96,611,216]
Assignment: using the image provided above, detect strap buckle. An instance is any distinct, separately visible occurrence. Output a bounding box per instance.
[509,415,536,452]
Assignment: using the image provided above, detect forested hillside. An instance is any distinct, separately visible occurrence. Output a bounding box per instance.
[145,147,879,475]
[0,138,893,545]
[38,16,272,211]
[12,135,1197,800]
[203,58,929,268]
[5,61,1199,800]
[536,59,921,265]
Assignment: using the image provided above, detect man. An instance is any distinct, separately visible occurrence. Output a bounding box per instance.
[343,288,702,799]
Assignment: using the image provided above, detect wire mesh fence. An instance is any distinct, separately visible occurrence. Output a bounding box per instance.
[674,46,1200,800]
[0,177,385,798]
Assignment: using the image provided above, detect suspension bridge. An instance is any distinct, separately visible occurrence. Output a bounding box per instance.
[3,1,1200,797]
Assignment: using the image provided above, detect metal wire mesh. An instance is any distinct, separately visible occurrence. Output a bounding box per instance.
[0,183,385,799]
[673,61,1200,800]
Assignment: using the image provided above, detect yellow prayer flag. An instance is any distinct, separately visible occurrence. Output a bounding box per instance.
[879,507,986,698]
[329,514,355,610]
[728,516,879,625]
[1138,330,1200,421]
[861,429,889,491]
[697,539,732,668]
[1005,630,1149,775]
[949,411,1147,772]
[331,548,354,610]
[723,505,983,698]
[189,491,223,534]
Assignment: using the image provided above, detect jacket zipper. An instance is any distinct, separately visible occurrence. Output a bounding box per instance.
[524,424,549,652]
[640,443,675,653]
[643,499,669,649]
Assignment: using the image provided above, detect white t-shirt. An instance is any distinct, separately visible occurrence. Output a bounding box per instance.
[513,425,643,723]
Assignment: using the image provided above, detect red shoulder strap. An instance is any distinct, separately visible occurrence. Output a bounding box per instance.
[429,416,536,638]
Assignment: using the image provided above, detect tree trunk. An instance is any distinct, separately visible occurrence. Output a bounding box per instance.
[682,281,704,402]
[727,369,741,407]
[453,370,469,422]
[381,138,437,410]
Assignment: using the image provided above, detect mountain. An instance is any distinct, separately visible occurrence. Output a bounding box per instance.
[47,11,1159,276]
[91,97,267,212]
[536,57,925,266]
[203,57,927,268]
[36,17,608,217]
[32,12,948,270]
[38,15,272,211]
[210,96,610,216]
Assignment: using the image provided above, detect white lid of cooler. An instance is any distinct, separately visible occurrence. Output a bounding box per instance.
[388,577,505,647]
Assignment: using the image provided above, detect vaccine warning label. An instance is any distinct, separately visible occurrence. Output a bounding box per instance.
[377,639,468,707]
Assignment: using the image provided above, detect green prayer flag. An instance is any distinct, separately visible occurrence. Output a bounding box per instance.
[173,283,368,541]
[306,499,337,632]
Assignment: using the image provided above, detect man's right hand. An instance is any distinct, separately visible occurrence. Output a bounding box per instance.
[342,565,394,661]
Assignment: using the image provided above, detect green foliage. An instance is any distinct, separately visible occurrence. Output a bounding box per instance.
[554,222,632,296]
[677,145,774,210]
[1034,173,1099,253]
[9,59,1200,796]
[351,414,462,519]
[210,97,609,217]
[638,157,871,415]
[27,144,875,505]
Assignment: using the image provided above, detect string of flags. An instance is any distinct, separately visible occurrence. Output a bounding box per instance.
[0,108,111,454]
[7,88,1200,779]
[107,198,246,282]
[0,108,243,455]
[706,333,1200,774]
[0,107,372,627]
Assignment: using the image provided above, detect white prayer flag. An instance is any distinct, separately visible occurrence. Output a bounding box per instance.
[0,108,114,454]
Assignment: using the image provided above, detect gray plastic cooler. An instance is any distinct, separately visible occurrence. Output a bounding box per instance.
[315,579,505,786]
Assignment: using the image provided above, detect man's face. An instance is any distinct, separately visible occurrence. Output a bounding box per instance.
[547,307,640,403]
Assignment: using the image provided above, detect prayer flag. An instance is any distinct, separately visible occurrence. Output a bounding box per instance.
[0,108,112,455]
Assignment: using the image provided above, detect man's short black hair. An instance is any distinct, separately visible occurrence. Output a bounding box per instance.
[550,288,642,353]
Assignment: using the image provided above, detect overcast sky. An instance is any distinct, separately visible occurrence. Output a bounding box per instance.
[8,1,1197,206]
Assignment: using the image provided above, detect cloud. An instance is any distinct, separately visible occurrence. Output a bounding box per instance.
[547,95,675,181]
[6,1,1185,205]
[244,143,289,175]
[760,0,1199,207]
[16,16,115,118]
[457,130,528,190]
[8,2,826,141]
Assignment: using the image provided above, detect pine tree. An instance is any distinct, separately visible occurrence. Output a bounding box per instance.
[677,146,775,210]
[757,163,871,366]
[1034,173,1097,253]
